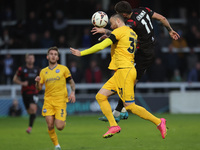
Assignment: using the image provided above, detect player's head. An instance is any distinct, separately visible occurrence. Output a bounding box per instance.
[114,1,132,18]
[47,46,59,64]
[25,54,35,65]
[110,13,125,30]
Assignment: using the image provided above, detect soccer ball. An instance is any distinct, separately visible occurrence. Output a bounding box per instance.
[91,11,108,28]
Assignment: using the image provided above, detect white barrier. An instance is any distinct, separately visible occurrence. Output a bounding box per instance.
[0,82,200,99]
[170,91,200,114]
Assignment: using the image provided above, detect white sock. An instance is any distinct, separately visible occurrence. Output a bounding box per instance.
[55,144,60,148]
[121,107,127,113]
[113,110,120,117]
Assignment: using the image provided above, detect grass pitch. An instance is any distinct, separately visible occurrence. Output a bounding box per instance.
[0,114,200,150]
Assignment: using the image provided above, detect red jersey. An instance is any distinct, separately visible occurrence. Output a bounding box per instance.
[17,66,40,95]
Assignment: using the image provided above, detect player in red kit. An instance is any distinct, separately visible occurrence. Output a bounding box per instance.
[13,54,40,133]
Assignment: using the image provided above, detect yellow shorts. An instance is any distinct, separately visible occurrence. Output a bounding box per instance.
[42,100,67,121]
[102,67,136,103]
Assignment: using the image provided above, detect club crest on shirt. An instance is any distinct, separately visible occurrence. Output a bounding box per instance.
[43,109,47,113]
[56,69,60,73]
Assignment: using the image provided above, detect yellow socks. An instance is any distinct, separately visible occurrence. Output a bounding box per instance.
[125,103,161,126]
[96,93,118,127]
[48,128,59,146]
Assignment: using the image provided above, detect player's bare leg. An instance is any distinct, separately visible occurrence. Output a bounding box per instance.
[55,119,65,131]
[46,116,61,149]
[26,103,37,133]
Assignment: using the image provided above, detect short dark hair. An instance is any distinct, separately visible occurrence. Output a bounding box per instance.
[111,13,125,23]
[25,53,34,59]
[114,1,132,14]
[47,46,60,55]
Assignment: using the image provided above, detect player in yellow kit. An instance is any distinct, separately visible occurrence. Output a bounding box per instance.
[70,13,166,139]
[35,46,76,150]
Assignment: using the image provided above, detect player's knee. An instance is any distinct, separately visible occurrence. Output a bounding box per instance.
[56,124,65,131]
[95,93,107,103]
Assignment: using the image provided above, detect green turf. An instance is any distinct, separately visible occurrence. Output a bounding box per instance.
[0,114,200,150]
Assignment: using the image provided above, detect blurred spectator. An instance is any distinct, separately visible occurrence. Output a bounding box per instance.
[157,30,172,47]
[82,27,91,48]
[187,10,200,27]
[0,55,4,84]
[0,6,15,21]
[3,54,14,84]
[171,29,188,48]
[9,99,22,117]
[11,20,26,48]
[40,30,55,48]
[26,32,40,48]
[38,1,54,20]
[149,57,166,82]
[85,60,102,83]
[25,11,39,34]
[0,28,10,49]
[171,69,182,82]
[69,61,82,83]
[53,10,68,37]
[185,25,200,47]
[186,47,198,72]
[187,62,200,82]
[56,35,68,48]
[41,11,54,32]
[163,45,179,80]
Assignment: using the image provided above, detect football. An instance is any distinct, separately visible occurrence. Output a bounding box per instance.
[91,11,108,28]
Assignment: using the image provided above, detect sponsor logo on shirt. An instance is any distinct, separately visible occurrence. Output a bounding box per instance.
[46,76,60,82]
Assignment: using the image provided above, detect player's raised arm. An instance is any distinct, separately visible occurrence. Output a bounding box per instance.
[152,12,180,40]
[91,27,112,36]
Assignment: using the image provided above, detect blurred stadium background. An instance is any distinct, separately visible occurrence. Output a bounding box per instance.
[0,0,200,149]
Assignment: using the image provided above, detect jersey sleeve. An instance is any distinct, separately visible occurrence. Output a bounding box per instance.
[141,7,154,17]
[110,28,122,43]
[64,66,71,78]
[80,38,112,56]
[39,70,44,84]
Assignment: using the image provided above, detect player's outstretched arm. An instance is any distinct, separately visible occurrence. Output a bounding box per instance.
[91,27,112,36]
[35,76,43,91]
[70,48,81,57]
[152,12,180,40]
[68,78,76,103]
[70,38,112,57]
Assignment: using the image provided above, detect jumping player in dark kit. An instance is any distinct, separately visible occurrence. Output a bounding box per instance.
[91,1,180,122]
[13,54,40,133]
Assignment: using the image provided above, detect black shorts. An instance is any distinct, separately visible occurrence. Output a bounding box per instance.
[135,47,155,80]
[22,94,39,109]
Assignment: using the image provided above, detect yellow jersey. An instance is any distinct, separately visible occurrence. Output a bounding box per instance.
[108,26,137,70]
[39,64,71,103]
